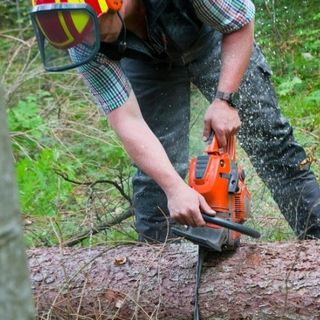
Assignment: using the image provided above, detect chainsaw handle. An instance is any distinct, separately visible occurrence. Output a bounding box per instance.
[205,132,236,160]
[202,214,261,239]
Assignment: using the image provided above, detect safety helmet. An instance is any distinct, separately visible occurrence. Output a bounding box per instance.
[30,0,123,71]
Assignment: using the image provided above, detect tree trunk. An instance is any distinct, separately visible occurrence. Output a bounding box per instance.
[28,240,320,320]
[0,85,35,319]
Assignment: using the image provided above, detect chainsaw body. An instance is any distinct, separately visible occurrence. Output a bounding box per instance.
[172,135,253,252]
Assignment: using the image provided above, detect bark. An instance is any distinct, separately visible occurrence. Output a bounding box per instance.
[28,240,320,320]
[0,85,35,319]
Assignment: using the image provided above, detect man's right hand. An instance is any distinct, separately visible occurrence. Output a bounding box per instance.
[166,183,215,227]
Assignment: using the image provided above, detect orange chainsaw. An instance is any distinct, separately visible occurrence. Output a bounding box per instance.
[172,134,261,320]
[172,134,260,251]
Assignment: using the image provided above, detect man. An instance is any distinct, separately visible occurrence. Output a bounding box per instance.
[30,0,320,242]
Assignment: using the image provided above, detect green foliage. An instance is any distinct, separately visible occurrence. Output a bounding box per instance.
[277,76,303,97]
[16,148,73,216]
[0,0,32,29]
[8,94,44,139]
[255,0,320,148]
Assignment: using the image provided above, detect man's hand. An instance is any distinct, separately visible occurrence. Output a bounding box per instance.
[202,20,254,148]
[166,183,215,227]
[203,99,241,147]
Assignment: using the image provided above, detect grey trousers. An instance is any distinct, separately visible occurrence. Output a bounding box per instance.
[121,33,320,242]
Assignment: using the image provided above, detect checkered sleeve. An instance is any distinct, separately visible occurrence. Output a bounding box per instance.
[192,0,255,34]
[71,46,131,114]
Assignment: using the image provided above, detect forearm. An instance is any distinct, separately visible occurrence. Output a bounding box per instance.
[107,91,185,196]
[203,20,254,146]
[218,20,254,92]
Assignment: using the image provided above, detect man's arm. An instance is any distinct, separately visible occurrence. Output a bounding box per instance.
[107,90,215,227]
[193,0,255,147]
[203,20,255,146]
[75,52,214,227]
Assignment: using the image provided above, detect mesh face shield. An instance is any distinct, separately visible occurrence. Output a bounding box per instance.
[30,3,100,71]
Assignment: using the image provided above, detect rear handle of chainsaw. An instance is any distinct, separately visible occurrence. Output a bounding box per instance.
[202,213,261,239]
[205,131,236,160]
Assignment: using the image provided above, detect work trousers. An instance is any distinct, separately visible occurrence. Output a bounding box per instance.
[121,32,320,242]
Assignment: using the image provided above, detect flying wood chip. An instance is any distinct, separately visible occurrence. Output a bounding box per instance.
[114,256,127,265]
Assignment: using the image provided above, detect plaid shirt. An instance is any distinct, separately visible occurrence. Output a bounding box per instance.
[78,0,255,114]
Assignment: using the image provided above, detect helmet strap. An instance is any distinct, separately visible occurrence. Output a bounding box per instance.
[117,11,127,53]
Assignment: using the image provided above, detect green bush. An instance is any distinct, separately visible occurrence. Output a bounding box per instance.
[0,0,32,29]
[16,148,73,216]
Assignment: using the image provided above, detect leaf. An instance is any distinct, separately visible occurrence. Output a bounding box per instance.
[277,76,302,96]
[305,90,320,103]
[16,148,73,216]
[8,95,44,138]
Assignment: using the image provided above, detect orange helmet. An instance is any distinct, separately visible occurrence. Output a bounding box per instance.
[30,0,123,71]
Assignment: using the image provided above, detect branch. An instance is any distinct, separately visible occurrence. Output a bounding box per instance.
[54,170,132,205]
[64,209,133,247]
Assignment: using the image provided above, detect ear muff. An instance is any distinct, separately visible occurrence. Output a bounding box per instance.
[105,0,122,12]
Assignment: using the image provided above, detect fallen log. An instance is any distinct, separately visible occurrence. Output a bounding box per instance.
[28,241,320,320]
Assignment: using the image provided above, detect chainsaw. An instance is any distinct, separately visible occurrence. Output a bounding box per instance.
[172,134,260,320]
[172,134,260,252]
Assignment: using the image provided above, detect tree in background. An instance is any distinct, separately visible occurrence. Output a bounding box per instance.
[0,85,34,320]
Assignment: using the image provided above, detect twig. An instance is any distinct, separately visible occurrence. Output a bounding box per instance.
[64,209,133,247]
[0,33,32,46]
[49,217,64,249]
[297,127,320,140]
[45,246,119,320]
[75,277,89,320]
[54,170,132,205]
[53,126,120,146]
[282,244,303,318]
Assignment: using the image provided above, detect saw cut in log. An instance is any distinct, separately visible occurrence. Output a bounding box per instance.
[28,241,320,320]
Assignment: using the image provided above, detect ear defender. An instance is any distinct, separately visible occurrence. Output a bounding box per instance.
[106,0,123,12]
